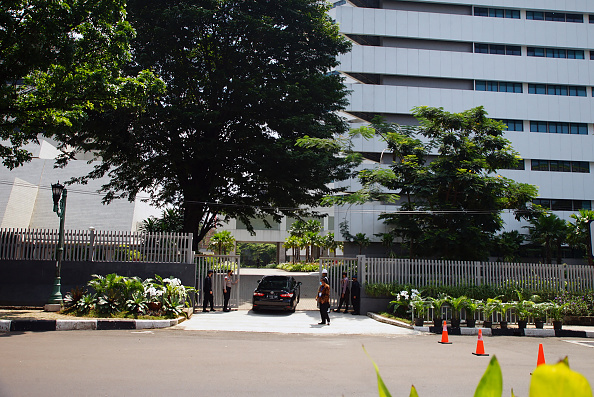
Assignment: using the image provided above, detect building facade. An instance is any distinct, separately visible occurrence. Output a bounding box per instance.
[330,0,594,254]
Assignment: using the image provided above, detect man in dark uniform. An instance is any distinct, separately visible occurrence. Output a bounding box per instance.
[350,274,361,315]
[203,270,215,312]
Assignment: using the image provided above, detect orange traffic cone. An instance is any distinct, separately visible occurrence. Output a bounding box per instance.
[438,320,452,344]
[537,343,546,366]
[472,329,489,356]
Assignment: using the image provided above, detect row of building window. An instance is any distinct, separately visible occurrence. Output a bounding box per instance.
[532,199,592,211]
[497,120,589,135]
[474,43,521,56]
[474,44,588,59]
[527,47,584,59]
[474,8,520,19]
[475,81,522,93]
[476,81,588,97]
[526,11,584,23]
[527,84,587,97]
[531,159,590,173]
[530,121,588,135]
[473,7,586,24]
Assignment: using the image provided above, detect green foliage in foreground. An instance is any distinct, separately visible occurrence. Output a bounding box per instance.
[366,348,592,397]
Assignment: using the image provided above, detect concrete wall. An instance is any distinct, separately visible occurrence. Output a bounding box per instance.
[0,260,196,306]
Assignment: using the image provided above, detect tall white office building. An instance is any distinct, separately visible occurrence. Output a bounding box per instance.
[329,1,594,254]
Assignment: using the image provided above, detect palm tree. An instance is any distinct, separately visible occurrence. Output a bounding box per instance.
[208,230,236,255]
[567,209,594,265]
[283,235,301,263]
[352,233,371,255]
[525,213,569,264]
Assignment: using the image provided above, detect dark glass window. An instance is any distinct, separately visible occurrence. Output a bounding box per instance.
[590,51,594,60]
[490,45,505,55]
[506,46,521,56]
[572,161,590,173]
[487,81,498,91]
[527,47,544,57]
[528,84,546,94]
[568,50,585,59]
[474,7,488,17]
[475,43,489,54]
[569,86,587,97]
[545,12,566,22]
[590,14,594,23]
[531,160,548,171]
[475,81,486,91]
[506,9,520,19]
[569,123,588,135]
[489,8,504,18]
[566,14,584,23]
[500,119,524,132]
[530,121,548,133]
[527,11,544,20]
[551,200,573,211]
[579,200,592,210]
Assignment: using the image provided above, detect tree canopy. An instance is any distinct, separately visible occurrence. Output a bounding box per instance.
[329,106,539,260]
[0,0,163,168]
[64,0,352,248]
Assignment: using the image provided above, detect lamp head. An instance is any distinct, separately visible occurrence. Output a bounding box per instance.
[51,182,64,209]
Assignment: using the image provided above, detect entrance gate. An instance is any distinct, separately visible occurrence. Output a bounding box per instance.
[195,255,241,310]
[319,257,360,308]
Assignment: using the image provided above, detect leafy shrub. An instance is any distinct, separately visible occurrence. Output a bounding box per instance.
[276,262,318,272]
[554,291,594,316]
[64,273,194,318]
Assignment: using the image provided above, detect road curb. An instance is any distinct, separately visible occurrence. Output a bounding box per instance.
[369,313,594,338]
[0,317,181,332]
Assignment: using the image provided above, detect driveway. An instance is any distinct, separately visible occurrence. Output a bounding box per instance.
[174,309,419,336]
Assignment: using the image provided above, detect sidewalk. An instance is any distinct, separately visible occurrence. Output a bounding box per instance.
[173,309,420,336]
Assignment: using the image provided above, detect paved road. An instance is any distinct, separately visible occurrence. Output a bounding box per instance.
[1,327,593,397]
[176,310,417,335]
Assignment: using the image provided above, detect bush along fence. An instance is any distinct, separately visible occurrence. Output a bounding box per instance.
[319,256,594,327]
[0,228,194,263]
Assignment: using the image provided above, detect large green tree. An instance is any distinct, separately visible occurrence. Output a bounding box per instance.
[525,212,569,264]
[327,106,538,260]
[65,0,352,249]
[0,0,162,168]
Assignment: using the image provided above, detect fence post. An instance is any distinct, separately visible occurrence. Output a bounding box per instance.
[477,261,483,286]
[186,233,194,264]
[357,255,366,285]
[560,263,566,292]
[88,227,96,262]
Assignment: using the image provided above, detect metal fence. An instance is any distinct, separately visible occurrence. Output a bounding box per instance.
[357,256,594,292]
[0,228,194,263]
[195,255,241,310]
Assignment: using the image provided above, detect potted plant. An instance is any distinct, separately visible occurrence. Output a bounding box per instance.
[495,301,514,329]
[428,294,450,328]
[448,295,468,328]
[464,299,481,328]
[410,297,428,327]
[482,298,500,328]
[514,299,534,329]
[531,302,552,329]
[549,302,568,330]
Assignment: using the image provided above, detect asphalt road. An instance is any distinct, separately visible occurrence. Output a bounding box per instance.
[1,328,593,397]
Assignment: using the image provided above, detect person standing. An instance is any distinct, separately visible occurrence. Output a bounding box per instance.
[334,272,350,313]
[222,269,238,312]
[316,276,330,325]
[202,270,215,312]
[350,274,361,315]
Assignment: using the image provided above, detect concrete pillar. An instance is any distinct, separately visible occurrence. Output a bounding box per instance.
[277,242,286,264]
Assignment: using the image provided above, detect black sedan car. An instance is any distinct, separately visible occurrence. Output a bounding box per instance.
[252,275,301,312]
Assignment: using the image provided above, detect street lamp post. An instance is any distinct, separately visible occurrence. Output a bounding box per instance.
[45,182,67,311]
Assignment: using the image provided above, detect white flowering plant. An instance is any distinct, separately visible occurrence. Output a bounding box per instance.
[389,288,420,316]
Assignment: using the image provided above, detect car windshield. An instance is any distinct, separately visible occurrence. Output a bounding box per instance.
[258,279,290,290]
